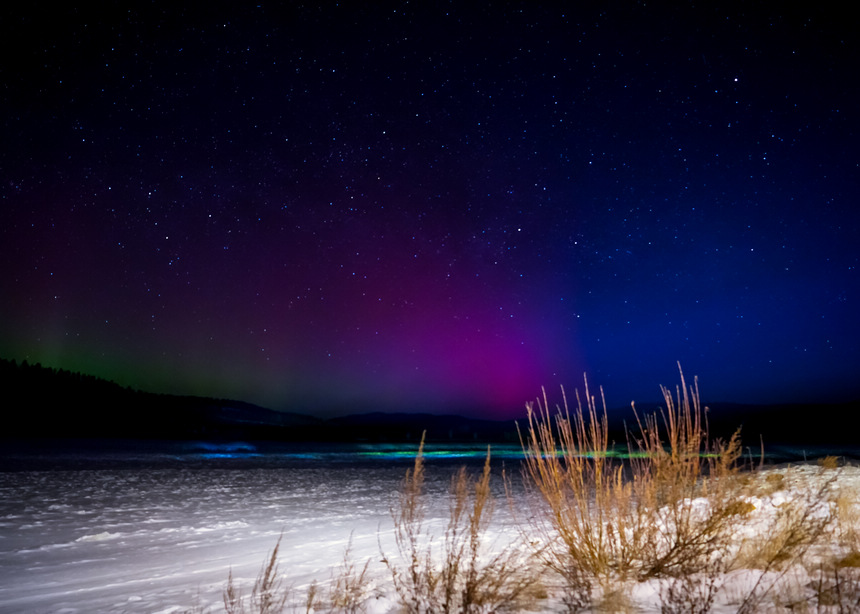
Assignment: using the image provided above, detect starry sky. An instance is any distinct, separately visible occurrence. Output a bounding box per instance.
[1,3,857,419]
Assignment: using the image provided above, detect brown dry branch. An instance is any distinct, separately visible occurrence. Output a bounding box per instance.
[223,534,290,614]
[381,433,437,613]
[633,375,746,580]
[518,378,649,579]
[656,555,725,614]
[382,433,537,614]
[835,484,860,555]
[223,568,242,614]
[327,535,373,614]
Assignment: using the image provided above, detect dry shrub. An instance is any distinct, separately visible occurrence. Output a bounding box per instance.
[224,535,290,614]
[805,563,860,612]
[761,471,787,495]
[518,363,746,608]
[518,378,650,583]
[595,580,635,614]
[835,485,860,554]
[770,561,860,614]
[735,476,834,573]
[657,563,723,614]
[221,534,375,614]
[732,475,836,614]
[819,456,841,470]
[763,567,812,613]
[327,536,373,613]
[382,433,536,614]
[802,480,860,613]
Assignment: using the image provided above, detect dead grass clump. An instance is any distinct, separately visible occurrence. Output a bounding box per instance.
[839,552,860,569]
[736,477,834,572]
[762,471,787,495]
[657,561,724,614]
[819,456,841,470]
[382,433,536,614]
[518,378,643,581]
[518,363,746,602]
[595,580,635,613]
[507,577,551,612]
[221,535,376,614]
[835,486,860,554]
[801,562,860,612]
[327,536,373,613]
[224,535,290,614]
[723,499,756,517]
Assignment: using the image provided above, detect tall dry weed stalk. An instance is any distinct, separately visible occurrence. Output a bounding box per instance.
[382,433,536,614]
[224,535,290,614]
[222,534,373,614]
[326,536,373,614]
[835,484,860,555]
[519,364,746,606]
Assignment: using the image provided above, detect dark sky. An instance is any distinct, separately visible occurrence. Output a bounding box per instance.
[2,3,857,419]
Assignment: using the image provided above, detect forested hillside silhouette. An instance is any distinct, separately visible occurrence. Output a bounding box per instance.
[3,358,855,447]
[0,358,517,442]
[0,358,321,440]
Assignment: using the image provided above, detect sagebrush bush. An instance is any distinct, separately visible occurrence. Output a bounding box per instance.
[518,364,746,593]
[382,433,537,614]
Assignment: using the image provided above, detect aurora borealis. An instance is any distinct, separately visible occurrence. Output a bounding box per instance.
[1,3,857,419]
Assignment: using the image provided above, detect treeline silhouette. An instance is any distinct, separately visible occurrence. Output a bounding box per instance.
[4,358,856,447]
[0,357,323,440]
[0,358,519,442]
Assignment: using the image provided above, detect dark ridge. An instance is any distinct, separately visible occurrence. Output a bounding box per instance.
[2,358,857,448]
[0,357,323,441]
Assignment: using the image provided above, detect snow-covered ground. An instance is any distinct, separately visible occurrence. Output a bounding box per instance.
[0,443,519,613]
[1,443,859,613]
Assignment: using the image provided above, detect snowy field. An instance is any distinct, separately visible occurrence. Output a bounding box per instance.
[2,441,860,613]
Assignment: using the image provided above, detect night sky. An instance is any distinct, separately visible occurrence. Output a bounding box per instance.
[2,3,857,419]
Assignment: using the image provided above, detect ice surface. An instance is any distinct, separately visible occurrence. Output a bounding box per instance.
[0,443,521,613]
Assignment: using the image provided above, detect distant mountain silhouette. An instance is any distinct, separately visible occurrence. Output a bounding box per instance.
[2,358,857,447]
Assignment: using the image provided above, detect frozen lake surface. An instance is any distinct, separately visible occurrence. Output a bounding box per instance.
[0,441,526,613]
[3,440,860,613]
